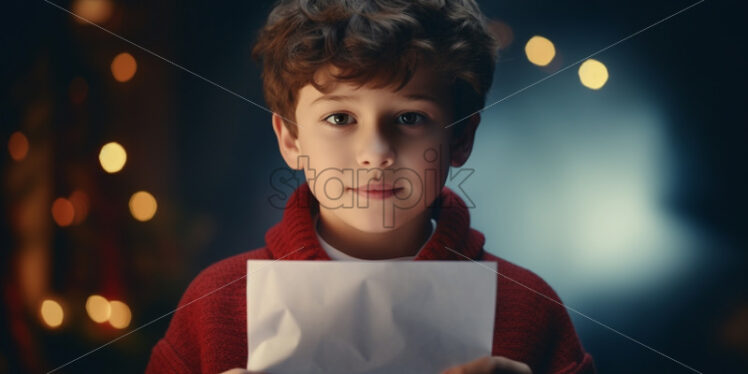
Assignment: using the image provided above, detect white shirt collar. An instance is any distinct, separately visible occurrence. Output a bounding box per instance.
[314,215,437,261]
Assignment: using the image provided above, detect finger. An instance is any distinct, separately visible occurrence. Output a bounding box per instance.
[219,369,266,374]
[441,356,493,374]
[440,366,466,374]
[491,356,533,374]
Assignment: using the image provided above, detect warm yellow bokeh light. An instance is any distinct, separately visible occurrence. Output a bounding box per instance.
[111,52,137,82]
[40,299,64,328]
[86,295,111,323]
[8,131,29,161]
[578,59,609,90]
[129,191,158,222]
[52,198,75,227]
[525,35,556,66]
[99,142,127,173]
[72,0,113,24]
[108,300,132,329]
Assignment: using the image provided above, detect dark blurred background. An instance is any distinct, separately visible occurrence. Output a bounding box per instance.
[1,0,746,372]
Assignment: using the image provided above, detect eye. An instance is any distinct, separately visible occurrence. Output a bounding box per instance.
[397,112,427,126]
[323,113,355,126]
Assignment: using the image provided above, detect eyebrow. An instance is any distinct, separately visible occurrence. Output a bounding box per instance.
[311,93,441,106]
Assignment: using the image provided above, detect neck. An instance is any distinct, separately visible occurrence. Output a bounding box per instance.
[316,208,434,260]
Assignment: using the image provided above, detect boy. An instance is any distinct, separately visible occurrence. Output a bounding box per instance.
[146,0,595,372]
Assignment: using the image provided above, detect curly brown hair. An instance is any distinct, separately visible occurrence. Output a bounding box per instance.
[251,0,499,138]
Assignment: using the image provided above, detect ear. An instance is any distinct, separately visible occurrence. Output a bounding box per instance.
[272,112,303,170]
[449,113,480,167]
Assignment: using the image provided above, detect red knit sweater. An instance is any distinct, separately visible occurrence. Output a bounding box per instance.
[145,183,596,373]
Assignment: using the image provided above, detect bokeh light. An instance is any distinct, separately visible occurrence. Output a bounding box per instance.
[108,300,132,329]
[111,52,137,83]
[485,19,514,50]
[578,58,609,89]
[72,0,113,24]
[86,295,111,323]
[8,131,29,161]
[51,198,75,227]
[40,299,64,328]
[99,142,127,173]
[525,35,556,66]
[129,191,158,222]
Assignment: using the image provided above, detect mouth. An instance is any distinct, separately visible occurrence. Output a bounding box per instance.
[348,185,404,199]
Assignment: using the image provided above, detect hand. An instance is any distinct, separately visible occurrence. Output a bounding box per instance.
[218,369,266,374]
[440,356,533,374]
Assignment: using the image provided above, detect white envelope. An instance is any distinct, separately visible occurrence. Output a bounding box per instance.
[246,260,497,373]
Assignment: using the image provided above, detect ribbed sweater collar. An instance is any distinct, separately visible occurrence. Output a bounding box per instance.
[264,182,485,261]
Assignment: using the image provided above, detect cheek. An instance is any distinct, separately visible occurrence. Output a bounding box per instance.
[299,136,351,199]
[406,135,450,171]
[301,135,347,167]
[397,140,449,196]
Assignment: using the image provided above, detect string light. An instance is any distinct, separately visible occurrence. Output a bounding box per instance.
[8,131,29,161]
[99,142,127,173]
[40,299,64,328]
[51,198,75,227]
[578,59,609,89]
[129,191,158,222]
[525,35,556,66]
[108,300,132,329]
[86,295,111,323]
[111,52,137,83]
[72,0,113,24]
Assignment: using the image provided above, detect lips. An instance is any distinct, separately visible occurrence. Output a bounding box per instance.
[350,183,401,192]
[350,184,403,200]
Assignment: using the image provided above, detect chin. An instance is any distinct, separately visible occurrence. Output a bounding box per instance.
[352,222,399,234]
[342,209,416,233]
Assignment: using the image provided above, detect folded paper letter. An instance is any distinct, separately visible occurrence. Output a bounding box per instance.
[246,260,497,373]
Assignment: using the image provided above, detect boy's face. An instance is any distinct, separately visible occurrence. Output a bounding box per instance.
[272,64,478,232]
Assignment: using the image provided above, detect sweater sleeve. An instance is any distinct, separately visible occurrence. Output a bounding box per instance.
[145,249,259,374]
[144,271,208,374]
[532,277,596,374]
[146,337,194,373]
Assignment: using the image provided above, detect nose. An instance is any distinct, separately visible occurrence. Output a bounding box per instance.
[356,123,395,169]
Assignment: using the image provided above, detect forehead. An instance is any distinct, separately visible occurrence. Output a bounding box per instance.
[297,64,453,107]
